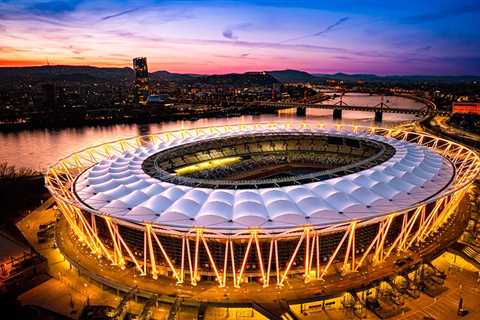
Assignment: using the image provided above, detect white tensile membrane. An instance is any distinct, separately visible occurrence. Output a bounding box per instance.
[74,128,454,232]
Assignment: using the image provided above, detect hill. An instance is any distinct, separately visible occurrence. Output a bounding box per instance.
[197,72,280,87]
[0,66,477,85]
[150,70,200,81]
[0,65,134,82]
[0,66,282,87]
[267,69,318,83]
[313,72,480,84]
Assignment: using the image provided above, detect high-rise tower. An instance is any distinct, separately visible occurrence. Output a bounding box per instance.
[133,57,149,105]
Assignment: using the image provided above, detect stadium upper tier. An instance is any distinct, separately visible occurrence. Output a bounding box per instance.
[142,132,396,186]
[72,124,455,233]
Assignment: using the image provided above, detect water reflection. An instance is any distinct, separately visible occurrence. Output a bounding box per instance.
[0,95,424,170]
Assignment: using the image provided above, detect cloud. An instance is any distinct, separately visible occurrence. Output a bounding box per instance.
[408,55,480,65]
[415,45,432,52]
[152,9,194,24]
[101,8,139,21]
[0,46,33,53]
[222,29,236,40]
[281,16,349,42]
[109,30,163,43]
[222,22,252,40]
[109,29,368,57]
[0,12,71,27]
[111,30,135,37]
[400,3,480,24]
[394,55,480,74]
[213,53,253,59]
[334,56,354,60]
[63,45,89,55]
[163,36,394,61]
[0,46,15,53]
[313,16,349,36]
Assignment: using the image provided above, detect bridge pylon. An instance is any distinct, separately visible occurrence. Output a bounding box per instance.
[333,108,342,120]
[332,94,348,120]
[296,106,306,117]
[373,95,391,122]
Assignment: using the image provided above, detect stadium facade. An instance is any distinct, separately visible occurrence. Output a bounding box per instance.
[46,122,480,293]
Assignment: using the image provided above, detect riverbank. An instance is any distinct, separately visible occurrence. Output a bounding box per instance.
[0,94,429,171]
[0,107,275,132]
[0,92,428,132]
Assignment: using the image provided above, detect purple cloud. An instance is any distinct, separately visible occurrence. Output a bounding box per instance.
[222,22,252,40]
[415,45,432,52]
[222,29,236,40]
[101,8,139,21]
[282,16,349,42]
[314,17,349,36]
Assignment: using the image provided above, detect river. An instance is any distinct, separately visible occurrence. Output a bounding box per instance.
[0,94,426,170]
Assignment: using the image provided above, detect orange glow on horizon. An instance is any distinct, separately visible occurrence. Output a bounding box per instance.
[0,58,275,74]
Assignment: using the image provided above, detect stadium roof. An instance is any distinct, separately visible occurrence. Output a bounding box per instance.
[73,126,454,233]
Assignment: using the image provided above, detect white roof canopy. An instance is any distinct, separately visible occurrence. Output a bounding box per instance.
[74,126,454,233]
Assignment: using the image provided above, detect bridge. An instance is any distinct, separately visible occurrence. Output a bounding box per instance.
[251,99,429,122]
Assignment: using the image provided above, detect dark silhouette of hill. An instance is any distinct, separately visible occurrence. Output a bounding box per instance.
[0,65,134,82]
[0,65,477,84]
[150,70,200,81]
[267,69,318,83]
[313,72,479,83]
[196,72,280,87]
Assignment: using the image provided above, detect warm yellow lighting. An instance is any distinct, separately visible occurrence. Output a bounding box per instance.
[174,157,241,175]
[43,122,480,289]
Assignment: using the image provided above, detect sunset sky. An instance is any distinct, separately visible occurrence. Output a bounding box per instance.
[0,0,479,75]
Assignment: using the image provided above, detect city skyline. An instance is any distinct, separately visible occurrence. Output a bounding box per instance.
[1,0,479,75]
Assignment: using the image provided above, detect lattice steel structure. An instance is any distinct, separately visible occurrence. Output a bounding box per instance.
[46,122,480,289]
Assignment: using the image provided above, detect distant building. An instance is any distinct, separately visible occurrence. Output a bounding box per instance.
[146,94,169,106]
[326,79,338,86]
[0,230,47,294]
[41,83,56,109]
[452,101,480,115]
[133,57,149,105]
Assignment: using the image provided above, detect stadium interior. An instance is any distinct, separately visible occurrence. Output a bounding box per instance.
[143,133,396,188]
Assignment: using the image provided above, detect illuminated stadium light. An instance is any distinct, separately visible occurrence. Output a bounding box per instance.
[174,156,242,176]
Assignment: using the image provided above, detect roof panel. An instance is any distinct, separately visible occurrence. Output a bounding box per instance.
[73,126,455,232]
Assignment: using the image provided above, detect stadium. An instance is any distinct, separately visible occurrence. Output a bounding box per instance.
[45,122,480,299]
